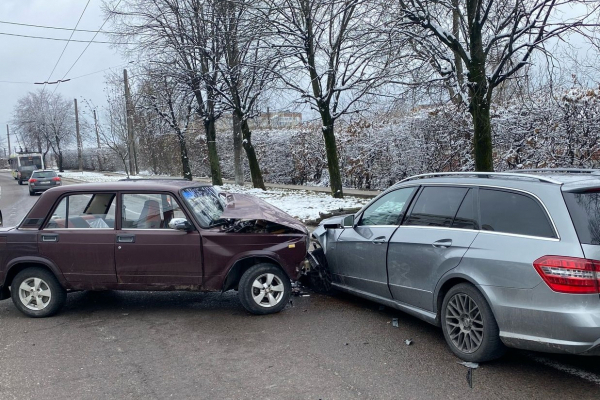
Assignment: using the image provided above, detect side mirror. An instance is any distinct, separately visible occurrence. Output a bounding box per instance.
[168,218,193,232]
[342,215,355,228]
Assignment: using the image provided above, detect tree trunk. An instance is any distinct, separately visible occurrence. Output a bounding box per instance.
[177,130,193,181]
[466,6,494,172]
[204,118,223,185]
[321,115,344,198]
[469,96,493,171]
[240,117,265,190]
[232,113,244,186]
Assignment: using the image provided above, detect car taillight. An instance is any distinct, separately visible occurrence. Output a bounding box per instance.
[52,177,61,182]
[28,178,37,183]
[533,256,600,294]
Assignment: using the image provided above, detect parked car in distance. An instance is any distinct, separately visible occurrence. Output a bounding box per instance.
[0,180,308,317]
[28,170,62,195]
[309,170,600,362]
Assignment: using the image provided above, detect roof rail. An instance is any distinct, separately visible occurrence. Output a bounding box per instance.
[506,168,600,175]
[398,172,562,185]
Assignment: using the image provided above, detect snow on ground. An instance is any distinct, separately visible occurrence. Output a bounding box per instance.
[61,171,371,222]
[217,184,370,221]
[60,171,146,182]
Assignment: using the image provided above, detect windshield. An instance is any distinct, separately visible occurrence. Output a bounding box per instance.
[180,186,227,228]
[20,156,43,169]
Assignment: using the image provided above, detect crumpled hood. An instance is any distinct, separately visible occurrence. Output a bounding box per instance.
[221,193,308,234]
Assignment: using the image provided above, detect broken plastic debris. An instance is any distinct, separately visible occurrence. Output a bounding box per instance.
[392,318,399,327]
[404,339,413,345]
[457,362,479,369]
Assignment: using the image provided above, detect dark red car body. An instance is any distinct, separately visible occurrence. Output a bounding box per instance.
[0,180,308,303]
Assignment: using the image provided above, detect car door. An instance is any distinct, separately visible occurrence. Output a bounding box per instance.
[387,186,479,311]
[38,192,118,284]
[334,187,417,299]
[115,192,202,286]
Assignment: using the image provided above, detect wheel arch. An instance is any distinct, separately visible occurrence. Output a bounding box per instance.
[4,257,67,289]
[222,255,285,292]
[434,273,498,326]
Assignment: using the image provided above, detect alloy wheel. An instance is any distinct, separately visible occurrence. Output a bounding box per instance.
[444,293,484,354]
[251,273,285,308]
[18,278,52,311]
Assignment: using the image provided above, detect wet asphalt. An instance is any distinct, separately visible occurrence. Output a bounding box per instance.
[0,172,599,399]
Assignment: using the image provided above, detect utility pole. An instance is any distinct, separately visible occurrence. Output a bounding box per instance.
[74,98,83,171]
[93,109,103,171]
[6,125,11,155]
[123,69,137,175]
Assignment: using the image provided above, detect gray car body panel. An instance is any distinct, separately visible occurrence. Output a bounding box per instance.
[314,174,600,356]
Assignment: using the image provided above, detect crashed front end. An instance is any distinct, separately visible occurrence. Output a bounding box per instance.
[183,190,310,289]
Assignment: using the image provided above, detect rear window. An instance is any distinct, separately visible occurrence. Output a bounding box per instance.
[563,191,600,245]
[479,189,556,238]
[32,171,57,179]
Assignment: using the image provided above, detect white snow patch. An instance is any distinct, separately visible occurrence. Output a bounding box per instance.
[217,184,370,221]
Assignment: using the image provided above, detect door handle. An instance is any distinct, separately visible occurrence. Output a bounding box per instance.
[41,234,58,242]
[116,235,135,243]
[373,236,387,244]
[432,239,452,248]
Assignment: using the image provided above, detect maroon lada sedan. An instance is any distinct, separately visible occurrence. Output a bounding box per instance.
[0,180,308,317]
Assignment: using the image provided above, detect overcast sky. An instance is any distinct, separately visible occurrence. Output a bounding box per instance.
[0,0,126,152]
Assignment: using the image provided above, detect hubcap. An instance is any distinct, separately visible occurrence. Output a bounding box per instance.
[251,273,285,308]
[18,278,52,311]
[445,293,484,354]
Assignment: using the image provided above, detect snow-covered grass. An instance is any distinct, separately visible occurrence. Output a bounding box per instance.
[59,171,141,182]
[217,184,370,222]
[61,171,371,222]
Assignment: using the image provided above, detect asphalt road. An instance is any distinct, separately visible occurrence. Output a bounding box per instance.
[0,171,599,399]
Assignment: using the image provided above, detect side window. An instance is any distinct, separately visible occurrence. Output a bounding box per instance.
[45,193,116,229]
[479,189,556,238]
[404,187,468,227]
[122,193,185,229]
[451,189,478,230]
[359,187,416,226]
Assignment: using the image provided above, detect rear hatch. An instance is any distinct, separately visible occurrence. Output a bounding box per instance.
[562,187,600,295]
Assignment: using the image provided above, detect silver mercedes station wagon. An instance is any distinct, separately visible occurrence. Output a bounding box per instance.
[308,170,600,362]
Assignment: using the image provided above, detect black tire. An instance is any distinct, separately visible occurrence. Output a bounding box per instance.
[18,180,23,185]
[238,263,291,315]
[307,248,335,294]
[29,189,35,196]
[10,267,67,318]
[441,283,506,362]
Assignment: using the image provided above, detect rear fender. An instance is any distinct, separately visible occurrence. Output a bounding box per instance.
[4,256,69,289]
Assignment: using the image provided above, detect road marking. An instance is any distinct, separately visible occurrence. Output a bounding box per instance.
[530,355,600,385]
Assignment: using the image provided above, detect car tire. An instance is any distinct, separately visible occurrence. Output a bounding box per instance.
[307,248,335,294]
[238,263,291,315]
[10,267,67,318]
[441,283,506,362]
[18,180,23,185]
[29,189,34,196]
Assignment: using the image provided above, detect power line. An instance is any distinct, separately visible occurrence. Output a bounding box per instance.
[0,19,116,34]
[0,31,126,44]
[43,0,92,93]
[53,0,125,96]
[0,61,133,86]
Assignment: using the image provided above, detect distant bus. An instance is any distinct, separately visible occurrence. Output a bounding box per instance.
[8,152,45,182]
